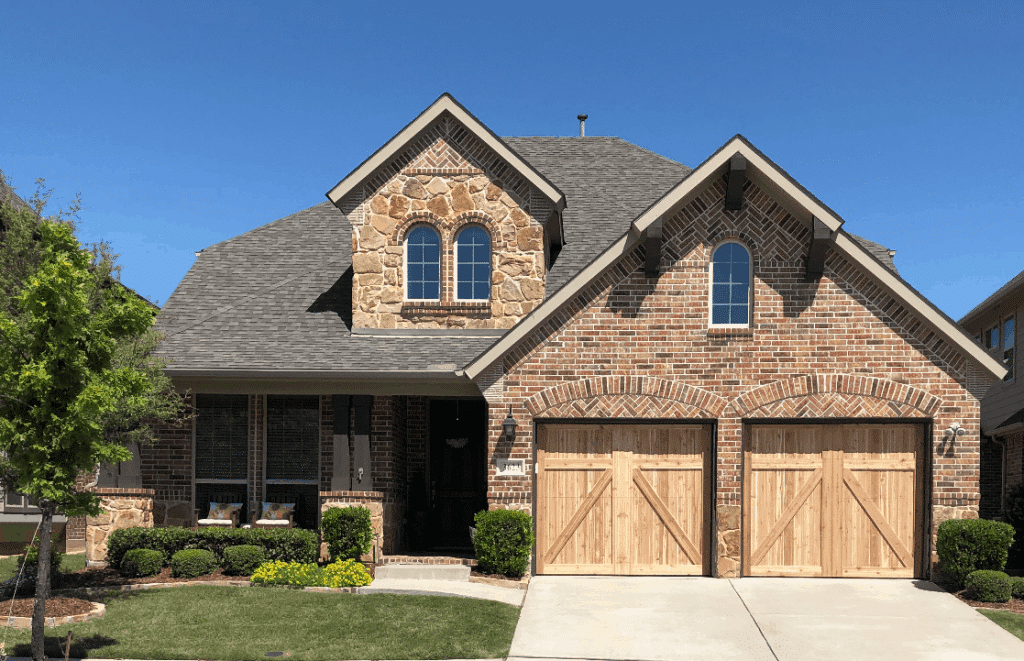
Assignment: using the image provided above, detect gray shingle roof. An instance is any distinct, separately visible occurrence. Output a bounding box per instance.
[155,137,899,375]
[505,137,691,295]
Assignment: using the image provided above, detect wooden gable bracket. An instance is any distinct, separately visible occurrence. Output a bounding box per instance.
[805,216,833,282]
[725,153,746,211]
[645,217,663,278]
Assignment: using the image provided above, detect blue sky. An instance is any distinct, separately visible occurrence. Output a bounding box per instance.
[1,1,1021,320]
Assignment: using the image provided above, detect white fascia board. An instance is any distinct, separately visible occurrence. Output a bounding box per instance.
[833,232,1007,379]
[326,94,564,209]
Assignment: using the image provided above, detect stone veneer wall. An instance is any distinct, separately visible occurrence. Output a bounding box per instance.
[340,115,551,330]
[85,488,154,565]
[483,178,994,579]
[320,491,384,562]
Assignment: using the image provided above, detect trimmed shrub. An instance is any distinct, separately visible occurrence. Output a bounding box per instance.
[1010,576,1024,600]
[1004,482,1024,570]
[250,559,371,588]
[936,518,1015,589]
[120,549,163,578]
[170,549,218,578]
[222,545,266,576]
[965,570,1013,603]
[473,509,534,578]
[106,526,318,569]
[320,507,374,561]
[18,540,64,575]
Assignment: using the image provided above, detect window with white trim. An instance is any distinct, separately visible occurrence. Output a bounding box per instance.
[710,242,751,326]
[455,225,491,300]
[405,226,441,300]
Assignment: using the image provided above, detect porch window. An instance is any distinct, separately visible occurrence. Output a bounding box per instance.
[266,395,319,529]
[194,394,249,523]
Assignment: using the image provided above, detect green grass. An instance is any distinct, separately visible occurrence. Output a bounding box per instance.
[0,552,86,581]
[978,609,1024,641]
[1,585,520,660]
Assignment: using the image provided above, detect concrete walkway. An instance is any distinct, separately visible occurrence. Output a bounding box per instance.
[358,577,525,606]
[508,576,1024,661]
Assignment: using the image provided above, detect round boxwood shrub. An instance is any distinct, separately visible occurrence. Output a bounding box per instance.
[966,569,1012,603]
[320,507,373,561]
[936,518,1015,589]
[170,549,218,578]
[1010,576,1024,600]
[473,509,534,578]
[222,544,266,576]
[120,548,163,578]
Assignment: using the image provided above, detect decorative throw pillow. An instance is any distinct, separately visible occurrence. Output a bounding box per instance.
[208,502,242,520]
[261,502,296,521]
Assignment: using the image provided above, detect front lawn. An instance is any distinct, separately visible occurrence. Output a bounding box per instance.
[978,609,1024,642]
[0,552,86,581]
[1,585,520,660]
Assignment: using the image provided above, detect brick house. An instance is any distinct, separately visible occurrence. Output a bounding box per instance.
[90,94,1007,578]
[959,271,1024,519]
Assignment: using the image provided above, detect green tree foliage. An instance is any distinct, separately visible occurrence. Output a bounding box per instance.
[0,174,186,660]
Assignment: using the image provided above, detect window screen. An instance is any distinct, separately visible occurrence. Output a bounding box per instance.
[711,242,751,325]
[266,395,319,481]
[195,394,248,480]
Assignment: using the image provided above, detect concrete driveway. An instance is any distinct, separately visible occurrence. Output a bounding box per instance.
[508,576,1024,661]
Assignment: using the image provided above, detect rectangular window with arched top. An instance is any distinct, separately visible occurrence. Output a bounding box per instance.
[455,226,491,300]
[710,242,751,326]
[405,226,441,300]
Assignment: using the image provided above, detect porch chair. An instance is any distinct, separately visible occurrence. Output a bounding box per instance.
[195,499,243,528]
[252,501,295,529]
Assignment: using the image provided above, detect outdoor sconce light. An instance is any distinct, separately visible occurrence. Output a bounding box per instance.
[502,407,517,439]
[946,422,966,438]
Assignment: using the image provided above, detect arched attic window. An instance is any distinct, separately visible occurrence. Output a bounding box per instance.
[710,242,751,326]
[455,225,491,300]
[405,225,441,301]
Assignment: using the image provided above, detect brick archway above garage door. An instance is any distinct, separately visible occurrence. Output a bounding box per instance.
[525,376,727,419]
[743,423,925,578]
[731,375,941,418]
[536,423,712,575]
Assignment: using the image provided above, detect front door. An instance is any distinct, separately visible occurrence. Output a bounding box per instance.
[429,399,487,549]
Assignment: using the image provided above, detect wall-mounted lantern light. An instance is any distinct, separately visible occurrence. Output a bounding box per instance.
[502,406,517,439]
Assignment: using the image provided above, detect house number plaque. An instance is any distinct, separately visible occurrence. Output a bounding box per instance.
[495,459,525,476]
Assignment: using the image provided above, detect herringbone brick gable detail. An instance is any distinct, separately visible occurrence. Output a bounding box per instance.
[731,374,941,417]
[524,376,727,418]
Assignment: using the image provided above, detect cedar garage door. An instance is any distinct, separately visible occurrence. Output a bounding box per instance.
[744,423,925,578]
[536,423,711,575]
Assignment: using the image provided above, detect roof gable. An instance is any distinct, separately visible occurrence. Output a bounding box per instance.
[326,94,565,213]
[465,135,1006,381]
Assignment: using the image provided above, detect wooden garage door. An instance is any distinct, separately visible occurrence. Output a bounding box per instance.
[536,423,711,575]
[744,424,924,578]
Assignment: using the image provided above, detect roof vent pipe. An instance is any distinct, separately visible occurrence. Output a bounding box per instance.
[577,114,588,137]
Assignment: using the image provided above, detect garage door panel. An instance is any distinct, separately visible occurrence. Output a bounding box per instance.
[748,469,823,575]
[745,423,923,578]
[538,423,709,575]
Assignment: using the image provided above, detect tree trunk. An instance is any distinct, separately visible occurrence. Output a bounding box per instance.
[31,505,53,661]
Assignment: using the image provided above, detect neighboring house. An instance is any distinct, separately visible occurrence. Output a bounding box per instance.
[959,270,1024,519]
[104,93,1006,578]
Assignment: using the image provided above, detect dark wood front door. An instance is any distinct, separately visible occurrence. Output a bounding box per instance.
[430,399,487,549]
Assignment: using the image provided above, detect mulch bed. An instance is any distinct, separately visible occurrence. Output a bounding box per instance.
[0,597,95,618]
[56,566,242,590]
[933,579,1024,614]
